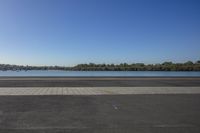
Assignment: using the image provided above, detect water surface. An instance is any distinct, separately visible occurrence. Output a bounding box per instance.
[0,70,200,77]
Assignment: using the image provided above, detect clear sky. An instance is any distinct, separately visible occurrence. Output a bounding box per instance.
[0,0,200,66]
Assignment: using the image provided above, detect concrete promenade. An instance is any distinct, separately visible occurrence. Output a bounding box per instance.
[0,87,200,95]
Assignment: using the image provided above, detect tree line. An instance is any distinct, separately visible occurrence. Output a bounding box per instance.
[0,60,200,71]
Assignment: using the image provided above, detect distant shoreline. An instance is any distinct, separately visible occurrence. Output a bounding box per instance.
[0,69,200,72]
[1,60,200,71]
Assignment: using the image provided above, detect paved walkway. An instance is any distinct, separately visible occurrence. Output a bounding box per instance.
[0,87,200,95]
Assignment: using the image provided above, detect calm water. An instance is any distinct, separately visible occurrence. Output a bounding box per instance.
[0,70,200,77]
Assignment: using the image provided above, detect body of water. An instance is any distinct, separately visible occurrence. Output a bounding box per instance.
[0,70,200,77]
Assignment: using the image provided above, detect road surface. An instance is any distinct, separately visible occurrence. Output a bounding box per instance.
[0,77,200,132]
[0,77,200,87]
[0,94,199,133]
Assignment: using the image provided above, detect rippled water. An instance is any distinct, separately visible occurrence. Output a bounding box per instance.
[0,70,200,77]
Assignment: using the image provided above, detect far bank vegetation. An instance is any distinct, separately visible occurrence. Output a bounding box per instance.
[0,60,200,71]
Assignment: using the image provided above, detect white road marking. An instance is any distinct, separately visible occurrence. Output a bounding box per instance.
[0,87,199,95]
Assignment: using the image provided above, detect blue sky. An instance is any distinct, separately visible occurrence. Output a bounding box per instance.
[0,0,200,66]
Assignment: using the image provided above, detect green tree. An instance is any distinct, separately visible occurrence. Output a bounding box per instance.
[184,61,193,65]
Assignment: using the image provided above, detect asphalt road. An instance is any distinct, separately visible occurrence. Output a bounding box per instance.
[0,94,200,133]
[0,77,200,87]
[0,77,199,133]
